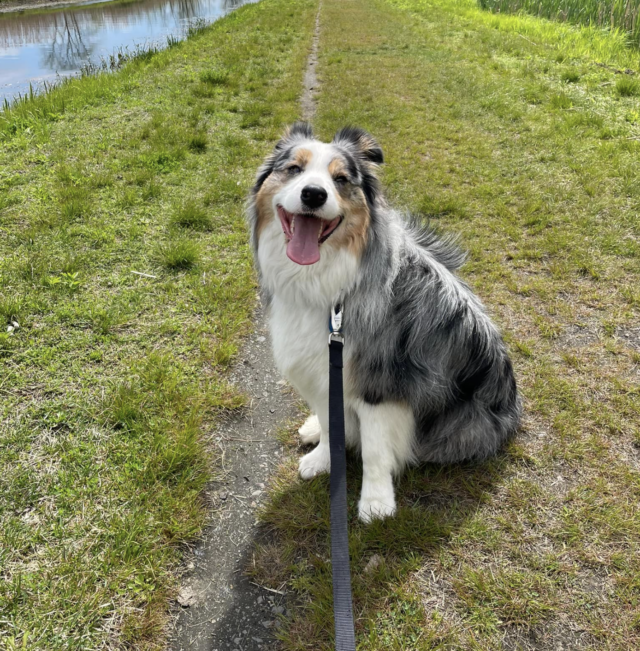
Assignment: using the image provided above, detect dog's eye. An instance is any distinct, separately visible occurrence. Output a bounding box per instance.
[287,165,302,175]
[334,175,349,185]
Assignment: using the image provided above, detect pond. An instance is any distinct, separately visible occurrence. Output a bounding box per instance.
[0,0,250,105]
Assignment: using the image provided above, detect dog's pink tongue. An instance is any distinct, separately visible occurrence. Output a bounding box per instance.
[287,214,320,265]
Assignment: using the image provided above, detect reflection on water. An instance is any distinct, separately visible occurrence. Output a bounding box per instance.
[0,0,248,104]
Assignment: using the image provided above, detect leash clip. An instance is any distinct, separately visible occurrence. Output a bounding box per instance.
[329,304,344,346]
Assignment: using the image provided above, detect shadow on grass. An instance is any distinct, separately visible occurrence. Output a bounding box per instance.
[238,444,524,648]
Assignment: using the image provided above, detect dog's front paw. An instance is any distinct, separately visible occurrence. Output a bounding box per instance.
[358,494,396,523]
[298,414,321,445]
[298,445,330,480]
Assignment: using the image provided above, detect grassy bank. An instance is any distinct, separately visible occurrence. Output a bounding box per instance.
[252,0,640,648]
[479,0,640,50]
[0,0,316,648]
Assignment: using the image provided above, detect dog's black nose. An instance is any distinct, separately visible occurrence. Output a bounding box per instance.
[301,185,327,209]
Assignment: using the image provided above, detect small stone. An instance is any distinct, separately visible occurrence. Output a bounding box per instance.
[363,554,384,574]
[6,325,13,333]
[257,596,263,604]
[262,391,269,398]
[177,586,196,607]
[251,490,262,497]
[257,336,266,342]
[11,321,19,329]
[269,408,275,414]
[261,620,273,629]
[219,492,228,501]
[187,562,195,570]
[271,605,285,615]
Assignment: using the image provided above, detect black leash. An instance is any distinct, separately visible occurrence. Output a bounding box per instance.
[328,305,356,651]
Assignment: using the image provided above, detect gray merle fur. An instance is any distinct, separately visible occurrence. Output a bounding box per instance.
[249,124,521,465]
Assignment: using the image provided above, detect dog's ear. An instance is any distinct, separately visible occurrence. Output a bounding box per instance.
[252,122,314,193]
[332,126,384,165]
[283,121,314,142]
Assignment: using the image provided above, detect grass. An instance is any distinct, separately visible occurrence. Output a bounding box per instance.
[169,201,213,231]
[0,0,317,648]
[616,74,640,94]
[479,0,640,50]
[250,0,640,649]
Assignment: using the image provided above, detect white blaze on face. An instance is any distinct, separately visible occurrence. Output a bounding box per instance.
[272,141,345,265]
[274,141,342,221]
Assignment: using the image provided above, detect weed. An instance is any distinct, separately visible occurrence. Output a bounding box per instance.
[561,68,581,83]
[188,132,208,152]
[550,92,573,109]
[167,34,181,49]
[155,237,200,270]
[200,69,229,85]
[186,18,209,38]
[616,75,640,97]
[169,201,212,231]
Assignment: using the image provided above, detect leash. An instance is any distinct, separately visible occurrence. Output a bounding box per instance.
[328,304,357,651]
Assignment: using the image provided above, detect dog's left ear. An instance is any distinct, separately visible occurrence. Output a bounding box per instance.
[332,126,384,165]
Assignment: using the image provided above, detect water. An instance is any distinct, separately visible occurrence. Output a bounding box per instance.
[0,0,249,105]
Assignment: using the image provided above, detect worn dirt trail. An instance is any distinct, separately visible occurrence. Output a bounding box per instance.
[168,7,322,650]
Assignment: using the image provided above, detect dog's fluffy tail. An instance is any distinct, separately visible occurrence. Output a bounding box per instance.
[405,216,467,272]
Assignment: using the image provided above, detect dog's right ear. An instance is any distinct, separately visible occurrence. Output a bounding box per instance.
[252,122,314,193]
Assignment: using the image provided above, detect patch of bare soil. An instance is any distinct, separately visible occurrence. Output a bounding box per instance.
[300,7,320,122]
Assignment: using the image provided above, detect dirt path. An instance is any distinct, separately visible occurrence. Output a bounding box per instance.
[169,9,321,650]
[300,7,321,121]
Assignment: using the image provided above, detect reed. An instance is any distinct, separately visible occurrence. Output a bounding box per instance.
[479,0,640,48]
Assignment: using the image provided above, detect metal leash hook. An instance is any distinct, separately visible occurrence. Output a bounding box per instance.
[329,303,344,344]
[327,302,356,651]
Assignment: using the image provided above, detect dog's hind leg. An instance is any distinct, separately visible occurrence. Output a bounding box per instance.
[298,414,321,445]
[355,401,415,523]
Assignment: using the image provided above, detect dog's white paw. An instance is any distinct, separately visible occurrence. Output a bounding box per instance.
[358,492,396,523]
[298,414,321,446]
[299,445,330,480]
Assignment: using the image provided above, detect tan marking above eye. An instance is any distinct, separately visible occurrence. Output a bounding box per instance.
[328,158,347,177]
[294,148,313,168]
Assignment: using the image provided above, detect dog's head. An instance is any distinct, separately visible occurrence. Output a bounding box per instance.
[249,123,383,266]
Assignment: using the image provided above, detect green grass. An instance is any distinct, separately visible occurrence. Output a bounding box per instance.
[251,0,640,649]
[479,0,640,50]
[616,74,640,95]
[169,200,213,231]
[0,0,316,648]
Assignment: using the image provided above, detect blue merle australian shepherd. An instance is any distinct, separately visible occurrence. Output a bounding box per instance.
[247,123,521,523]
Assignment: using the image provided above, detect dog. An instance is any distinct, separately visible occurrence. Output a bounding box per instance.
[247,123,521,522]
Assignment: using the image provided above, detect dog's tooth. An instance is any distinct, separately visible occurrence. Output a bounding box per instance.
[291,216,295,234]
[318,221,324,237]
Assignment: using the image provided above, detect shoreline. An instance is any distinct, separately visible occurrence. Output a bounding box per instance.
[0,0,114,14]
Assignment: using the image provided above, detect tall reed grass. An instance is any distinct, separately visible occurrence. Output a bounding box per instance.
[479,0,640,48]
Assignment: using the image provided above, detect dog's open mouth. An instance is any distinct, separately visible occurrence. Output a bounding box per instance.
[277,205,342,266]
